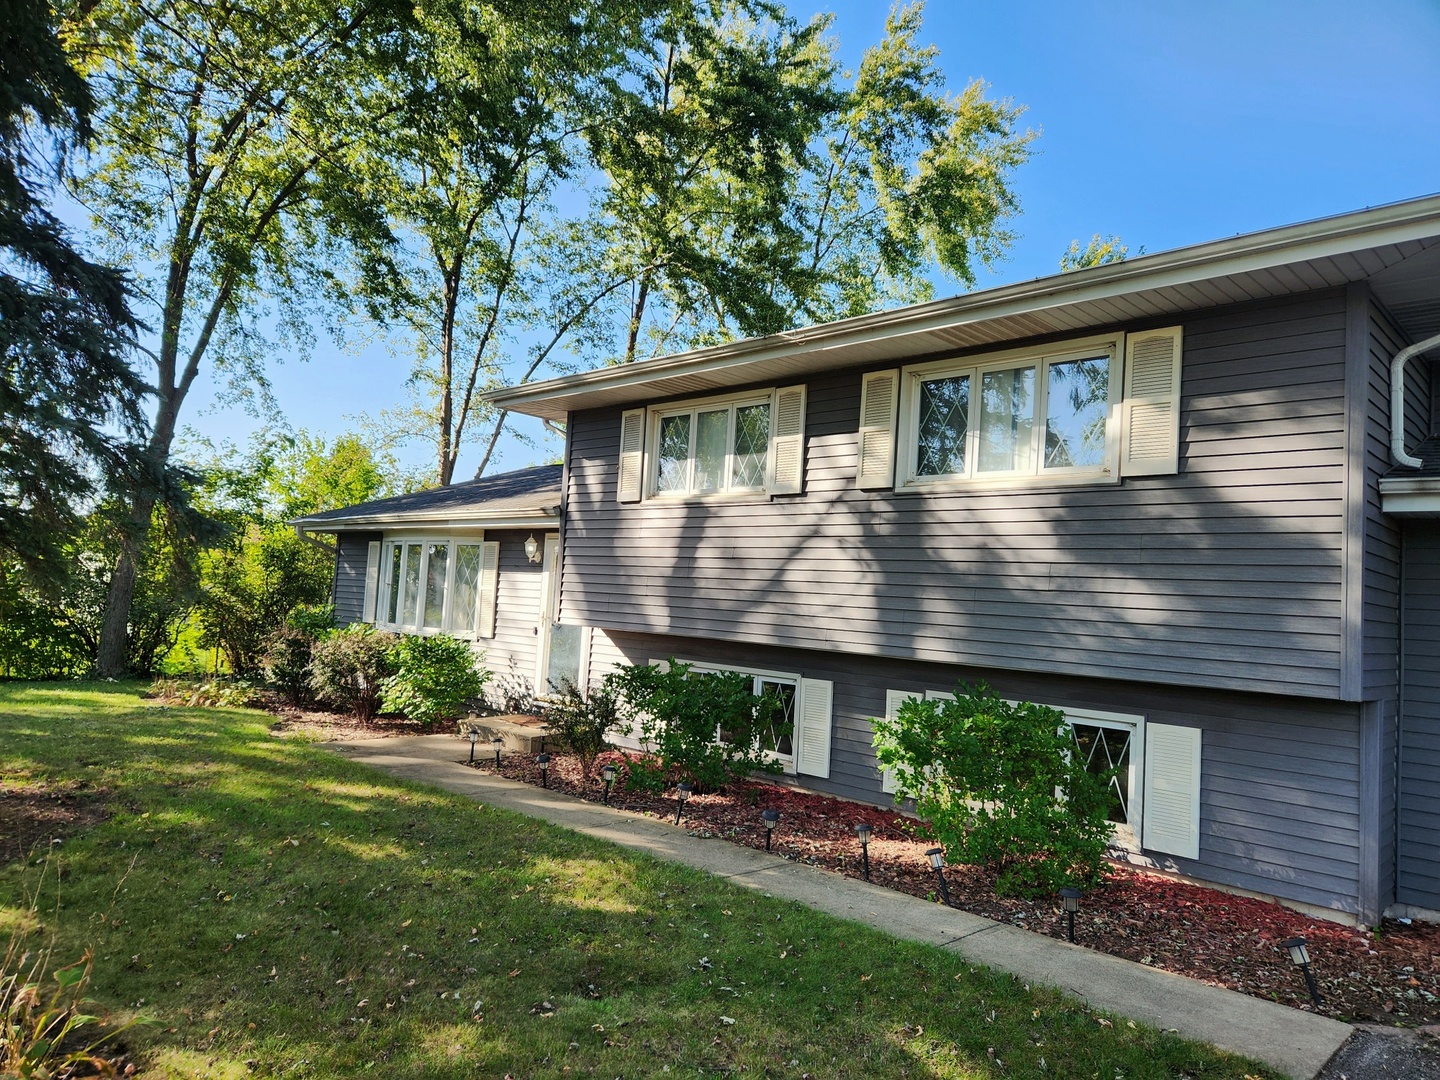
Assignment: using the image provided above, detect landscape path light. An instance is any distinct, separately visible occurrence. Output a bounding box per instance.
[536,753,551,789]
[854,822,872,881]
[761,809,779,851]
[491,736,504,768]
[1058,887,1082,944]
[601,763,617,805]
[1283,937,1324,1006]
[926,847,951,906]
[675,781,692,825]
[467,730,479,765]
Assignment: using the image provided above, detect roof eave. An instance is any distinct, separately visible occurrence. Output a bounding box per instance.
[292,506,559,532]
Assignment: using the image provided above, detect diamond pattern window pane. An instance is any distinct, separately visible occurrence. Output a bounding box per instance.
[977,365,1035,473]
[917,375,970,476]
[451,544,482,634]
[1071,723,1132,825]
[732,404,770,489]
[1045,356,1110,469]
[755,678,795,756]
[695,409,728,492]
[656,414,691,492]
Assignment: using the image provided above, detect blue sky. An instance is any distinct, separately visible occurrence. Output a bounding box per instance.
[180,0,1440,480]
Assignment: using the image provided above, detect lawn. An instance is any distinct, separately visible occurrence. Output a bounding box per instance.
[0,682,1280,1079]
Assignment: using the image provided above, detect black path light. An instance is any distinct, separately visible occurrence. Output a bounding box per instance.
[491,736,504,768]
[1059,887,1082,944]
[854,822,873,881]
[761,809,779,851]
[601,763,617,805]
[926,847,951,906]
[536,752,551,788]
[1283,937,1324,1006]
[674,781,692,825]
[467,730,479,764]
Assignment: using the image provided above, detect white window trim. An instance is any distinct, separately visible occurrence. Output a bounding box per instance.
[375,534,488,639]
[645,389,777,500]
[650,657,801,774]
[896,332,1124,492]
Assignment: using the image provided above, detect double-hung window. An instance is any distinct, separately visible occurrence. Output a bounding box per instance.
[898,334,1122,489]
[652,394,773,497]
[377,536,491,638]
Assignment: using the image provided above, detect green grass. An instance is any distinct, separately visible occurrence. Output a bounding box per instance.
[0,682,1280,1079]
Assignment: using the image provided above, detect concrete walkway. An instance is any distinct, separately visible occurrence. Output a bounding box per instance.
[327,734,1354,1080]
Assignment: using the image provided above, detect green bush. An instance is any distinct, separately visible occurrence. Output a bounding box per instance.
[872,682,1115,897]
[260,604,333,704]
[608,660,782,793]
[308,625,398,720]
[379,634,489,726]
[147,675,261,708]
[543,679,619,779]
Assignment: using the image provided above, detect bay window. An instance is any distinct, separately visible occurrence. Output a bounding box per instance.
[377,536,492,638]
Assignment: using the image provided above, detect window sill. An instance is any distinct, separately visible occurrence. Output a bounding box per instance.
[895,469,1120,495]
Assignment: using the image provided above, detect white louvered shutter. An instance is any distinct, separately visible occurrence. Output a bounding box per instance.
[880,689,918,795]
[362,540,382,623]
[857,369,900,490]
[767,385,807,495]
[617,409,645,503]
[1121,327,1183,477]
[476,541,500,639]
[794,677,833,778]
[1142,723,1201,860]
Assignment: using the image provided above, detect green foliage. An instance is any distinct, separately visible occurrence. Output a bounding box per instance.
[543,680,620,779]
[872,682,1115,897]
[1060,233,1140,272]
[308,625,398,721]
[147,675,261,709]
[608,660,781,793]
[379,634,489,727]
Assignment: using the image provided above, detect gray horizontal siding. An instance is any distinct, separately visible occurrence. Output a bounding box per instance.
[598,629,1365,917]
[477,529,546,712]
[332,532,380,626]
[564,290,1351,699]
[1399,523,1440,909]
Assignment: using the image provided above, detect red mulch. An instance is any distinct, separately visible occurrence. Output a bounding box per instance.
[480,748,1440,1027]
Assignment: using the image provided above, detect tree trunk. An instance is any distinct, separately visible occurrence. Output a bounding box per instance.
[94,490,156,678]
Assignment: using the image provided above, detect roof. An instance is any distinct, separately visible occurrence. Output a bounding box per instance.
[291,465,562,532]
[485,193,1440,421]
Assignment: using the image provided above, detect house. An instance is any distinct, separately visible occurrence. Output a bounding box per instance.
[291,464,581,710]
[476,194,1440,928]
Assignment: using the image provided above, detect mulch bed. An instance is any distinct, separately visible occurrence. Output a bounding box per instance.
[478,747,1440,1028]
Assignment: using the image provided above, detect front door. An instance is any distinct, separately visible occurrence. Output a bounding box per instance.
[536,535,583,696]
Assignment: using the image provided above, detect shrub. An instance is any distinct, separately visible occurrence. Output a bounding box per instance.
[309,625,398,720]
[260,605,333,704]
[146,675,261,708]
[608,660,782,793]
[543,680,619,779]
[379,634,489,726]
[872,682,1115,897]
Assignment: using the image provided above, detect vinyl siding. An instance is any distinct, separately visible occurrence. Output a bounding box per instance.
[564,291,1350,700]
[477,529,546,712]
[332,532,380,625]
[1399,523,1440,909]
[599,629,1365,916]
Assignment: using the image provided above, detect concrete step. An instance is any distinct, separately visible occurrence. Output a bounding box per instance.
[458,714,553,755]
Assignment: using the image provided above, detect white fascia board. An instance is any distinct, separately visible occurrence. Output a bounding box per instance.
[1380,475,1440,515]
[486,194,1440,420]
[294,509,559,534]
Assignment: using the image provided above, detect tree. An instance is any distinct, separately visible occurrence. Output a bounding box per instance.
[1060,233,1138,272]
[0,0,143,587]
[347,0,1033,483]
[63,0,417,675]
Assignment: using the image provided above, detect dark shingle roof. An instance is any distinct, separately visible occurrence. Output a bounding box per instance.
[292,465,561,528]
[1386,436,1440,479]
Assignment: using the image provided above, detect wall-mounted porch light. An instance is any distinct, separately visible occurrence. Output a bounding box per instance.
[926,847,951,906]
[1059,887,1082,944]
[761,809,779,851]
[675,781,692,825]
[524,533,542,563]
[854,823,873,881]
[601,763,617,805]
[1283,937,1324,1005]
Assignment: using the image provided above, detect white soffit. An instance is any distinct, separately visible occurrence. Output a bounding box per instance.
[486,195,1440,421]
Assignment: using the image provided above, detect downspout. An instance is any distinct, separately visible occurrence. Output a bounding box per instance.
[293,524,337,555]
[1390,330,1440,467]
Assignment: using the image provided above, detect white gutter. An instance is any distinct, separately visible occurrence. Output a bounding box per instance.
[292,507,559,533]
[1390,331,1440,467]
